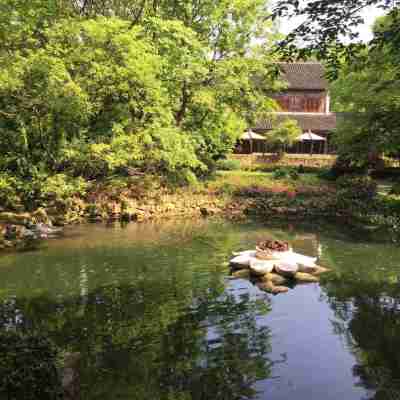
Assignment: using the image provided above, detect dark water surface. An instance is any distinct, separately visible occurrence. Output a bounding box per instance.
[1,220,400,400]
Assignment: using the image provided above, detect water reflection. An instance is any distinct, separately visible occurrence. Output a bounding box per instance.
[2,220,400,400]
[0,282,276,399]
[0,221,283,399]
[321,240,400,400]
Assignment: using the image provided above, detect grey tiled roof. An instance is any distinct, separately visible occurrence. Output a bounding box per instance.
[278,62,328,91]
[255,113,337,132]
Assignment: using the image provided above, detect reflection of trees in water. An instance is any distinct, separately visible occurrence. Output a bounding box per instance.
[0,281,276,400]
[158,292,273,400]
[322,271,400,400]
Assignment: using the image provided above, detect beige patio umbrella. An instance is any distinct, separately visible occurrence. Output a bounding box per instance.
[240,130,266,153]
[297,130,326,155]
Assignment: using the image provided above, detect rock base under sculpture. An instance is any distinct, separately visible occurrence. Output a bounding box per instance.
[230,248,331,295]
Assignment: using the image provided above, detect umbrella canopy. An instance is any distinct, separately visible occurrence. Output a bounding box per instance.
[240,130,266,140]
[297,130,326,141]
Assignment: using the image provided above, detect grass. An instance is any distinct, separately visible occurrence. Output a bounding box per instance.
[204,170,327,196]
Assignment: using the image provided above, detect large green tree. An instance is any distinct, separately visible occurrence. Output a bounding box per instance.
[0,18,201,179]
[330,15,400,164]
[271,0,400,77]
[0,0,281,183]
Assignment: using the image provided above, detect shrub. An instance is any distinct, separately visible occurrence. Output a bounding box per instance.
[272,168,288,180]
[216,159,241,171]
[318,168,337,181]
[0,173,20,209]
[390,182,400,196]
[336,175,377,199]
[0,331,62,400]
[0,172,89,210]
[40,174,88,201]
[273,167,299,180]
[331,154,369,177]
[336,175,377,210]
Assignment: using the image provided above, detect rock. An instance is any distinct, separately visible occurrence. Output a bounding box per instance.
[0,212,31,226]
[261,272,288,286]
[120,212,132,222]
[230,254,253,268]
[53,216,67,227]
[86,204,103,220]
[257,280,289,295]
[230,262,248,271]
[312,266,331,276]
[89,216,103,223]
[32,208,50,224]
[297,264,319,274]
[232,250,257,257]
[46,206,60,216]
[26,222,62,237]
[294,272,320,283]
[249,259,275,276]
[275,261,299,278]
[165,203,175,212]
[62,352,81,400]
[200,207,218,217]
[4,225,18,240]
[231,269,251,279]
[135,211,146,222]
[272,286,290,294]
[17,234,42,251]
[20,228,38,240]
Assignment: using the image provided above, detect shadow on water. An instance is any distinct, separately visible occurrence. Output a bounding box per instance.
[1,219,400,399]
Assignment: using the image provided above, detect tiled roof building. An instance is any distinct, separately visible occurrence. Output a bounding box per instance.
[278,62,328,91]
[250,62,337,153]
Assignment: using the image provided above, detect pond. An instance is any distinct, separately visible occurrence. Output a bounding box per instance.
[1,219,400,400]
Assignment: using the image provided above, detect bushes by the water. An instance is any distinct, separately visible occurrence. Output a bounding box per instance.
[0,332,62,400]
[0,172,89,211]
[318,167,337,181]
[216,159,242,171]
[336,175,377,207]
[0,173,20,209]
[272,167,299,180]
[390,182,400,195]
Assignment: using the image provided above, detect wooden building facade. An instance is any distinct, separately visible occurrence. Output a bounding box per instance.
[236,62,337,154]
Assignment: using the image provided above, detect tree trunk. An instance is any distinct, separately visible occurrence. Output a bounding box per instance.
[175,82,189,127]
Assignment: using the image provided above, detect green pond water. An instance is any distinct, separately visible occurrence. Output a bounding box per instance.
[1,219,400,400]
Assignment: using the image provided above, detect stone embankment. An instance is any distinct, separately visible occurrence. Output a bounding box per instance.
[0,196,249,252]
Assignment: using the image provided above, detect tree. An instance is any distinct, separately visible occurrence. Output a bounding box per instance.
[0,0,282,183]
[271,1,400,78]
[330,15,400,166]
[0,17,204,181]
[266,119,301,155]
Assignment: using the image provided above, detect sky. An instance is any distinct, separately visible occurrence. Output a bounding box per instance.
[279,5,387,42]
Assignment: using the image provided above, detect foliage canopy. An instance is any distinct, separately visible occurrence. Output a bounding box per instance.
[0,0,280,188]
